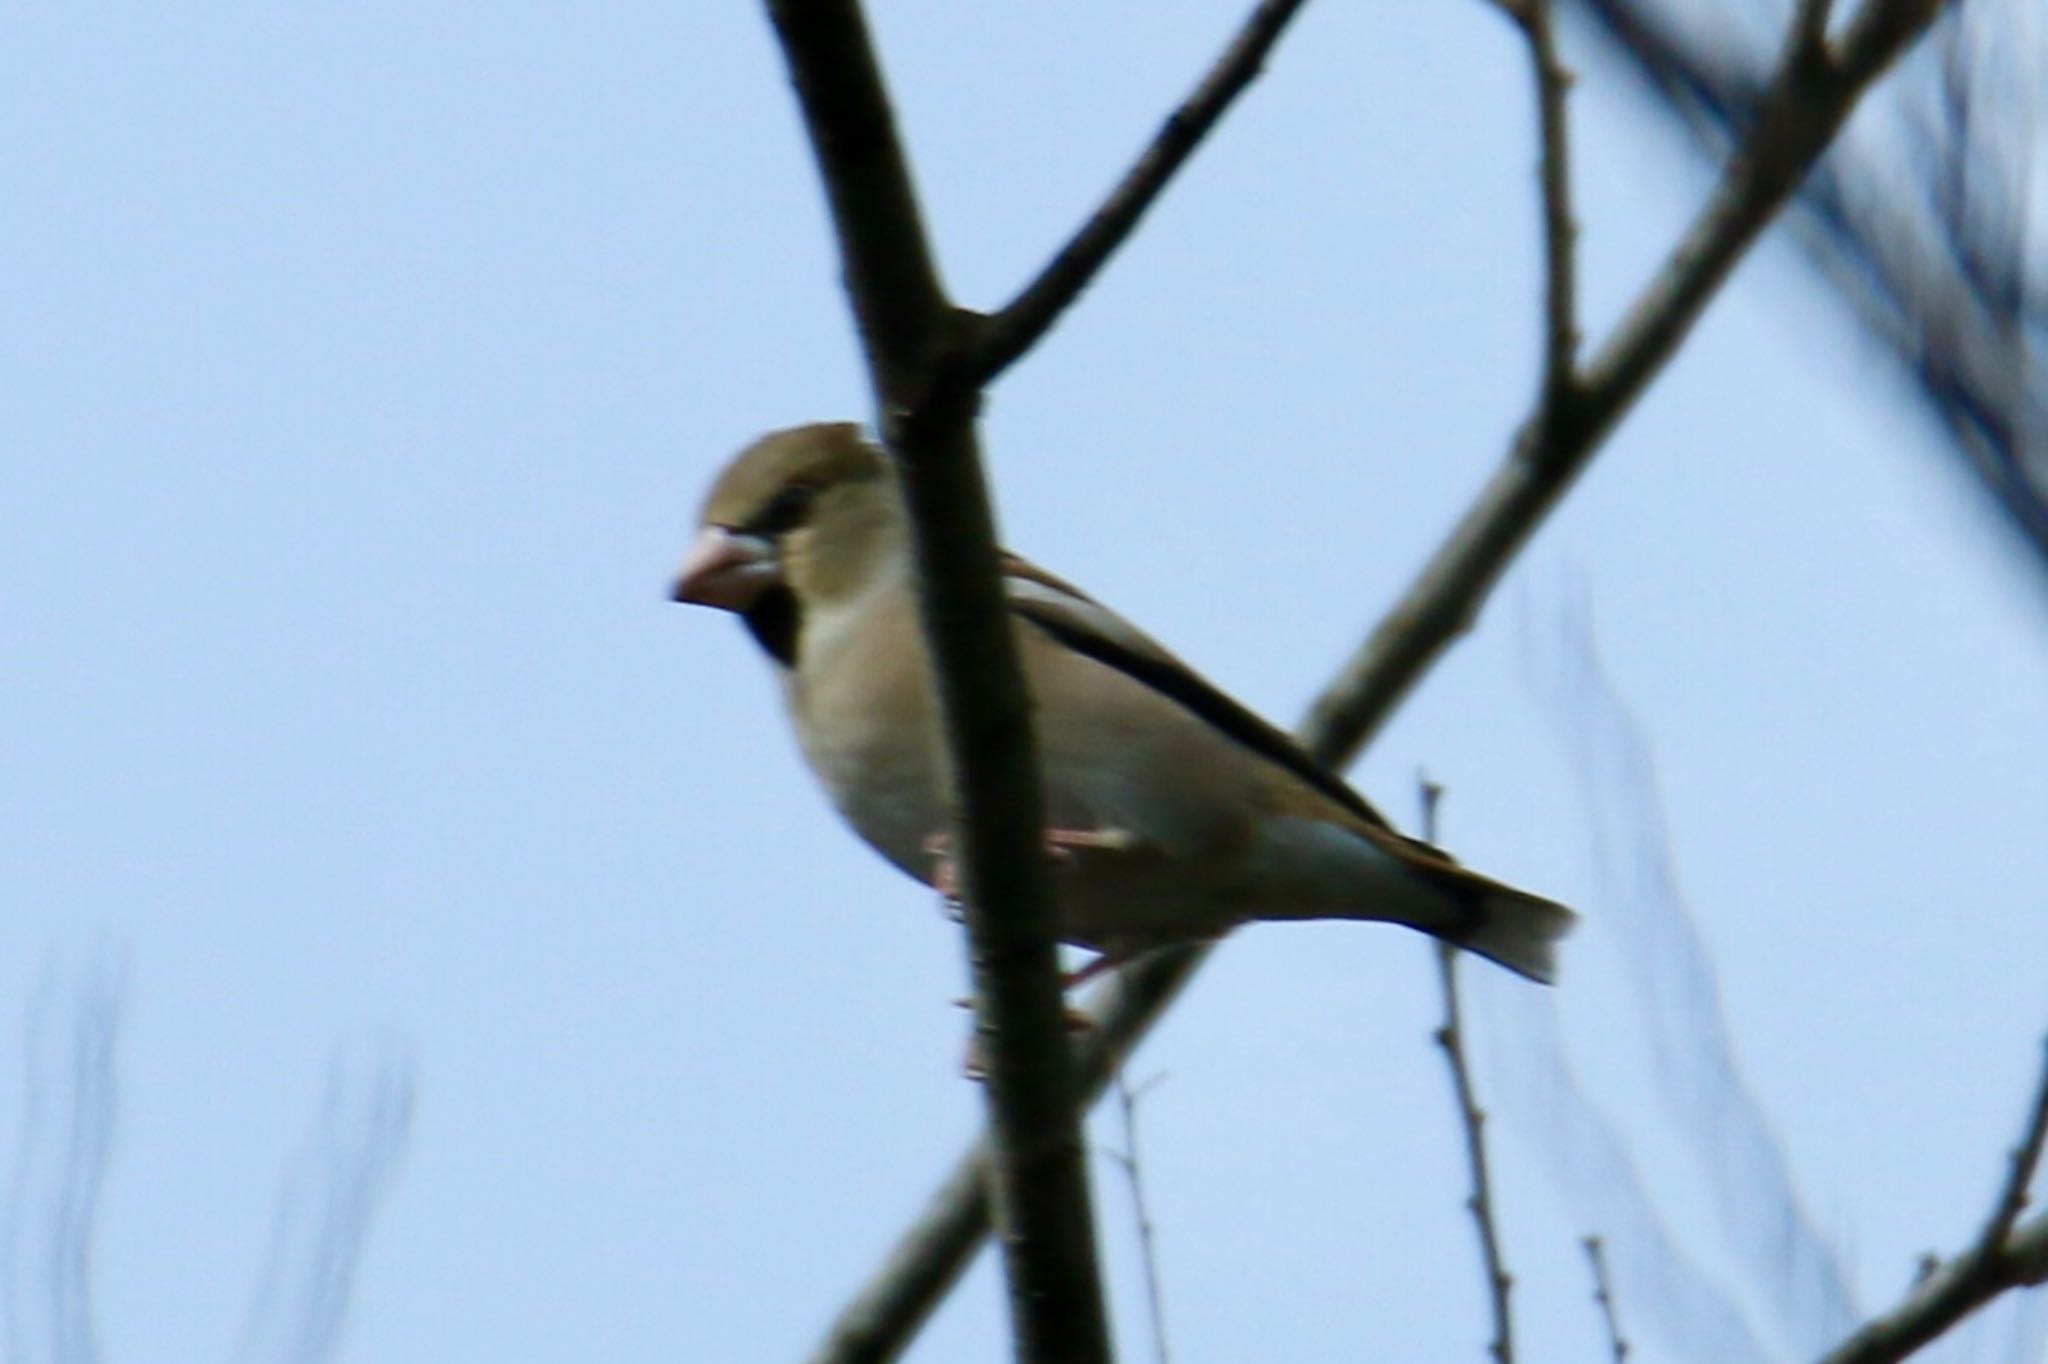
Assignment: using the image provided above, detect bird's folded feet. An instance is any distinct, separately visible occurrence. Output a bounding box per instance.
[922,824,1141,911]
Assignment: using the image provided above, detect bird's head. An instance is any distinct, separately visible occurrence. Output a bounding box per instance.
[672,423,901,663]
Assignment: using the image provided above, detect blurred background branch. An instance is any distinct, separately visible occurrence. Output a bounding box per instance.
[1574,0,2048,579]
[1519,583,1860,1355]
[1497,578,2048,1362]
[5,956,120,1364]
[5,958,411,1364]
[234,1053,414,1364]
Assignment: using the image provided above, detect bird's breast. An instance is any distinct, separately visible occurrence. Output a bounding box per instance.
[785,599,948,881]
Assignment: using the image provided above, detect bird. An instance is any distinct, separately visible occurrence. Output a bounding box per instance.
[671,422,1573,986]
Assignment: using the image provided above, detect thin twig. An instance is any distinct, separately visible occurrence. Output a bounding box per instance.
[1582,1235,1630,1363]
[1816,1036,2048,1364]
[1420,777,1516,1364]
[969,0,1317,385]
[805,2,1947,1358]
[761,4,1114,1362]
[1107,1070,1173,1364]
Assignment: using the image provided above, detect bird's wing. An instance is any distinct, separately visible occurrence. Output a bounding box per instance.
[998,553,1575,966]
[998,552,1403,837]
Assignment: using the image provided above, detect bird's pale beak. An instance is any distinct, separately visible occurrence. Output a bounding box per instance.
[671,527,782,611]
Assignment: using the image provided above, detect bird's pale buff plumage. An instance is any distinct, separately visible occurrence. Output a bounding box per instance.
[673,423,1574,983]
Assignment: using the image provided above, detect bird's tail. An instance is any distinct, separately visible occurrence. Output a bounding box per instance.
[1239,816,1575,983]
[1435,879,1575,985]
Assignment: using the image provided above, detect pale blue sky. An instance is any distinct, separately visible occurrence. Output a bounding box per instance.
[4,3,2045,1362]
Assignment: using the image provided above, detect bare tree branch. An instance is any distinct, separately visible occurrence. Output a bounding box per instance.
[805,1,1947,1358]
[1582,1235,1631,1363]
[1420,777,1517,1364]
[1816,1038,2048,1364]
[760,3,1114,1359]
[970,0,1317,384]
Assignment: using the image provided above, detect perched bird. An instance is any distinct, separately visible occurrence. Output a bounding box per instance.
[672,423,1573,984]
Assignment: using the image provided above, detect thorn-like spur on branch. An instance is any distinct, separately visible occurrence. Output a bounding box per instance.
[1420,777,1518,1364]
[1817,1036,2048,1364]
[970,0,1317,385]
[761,4,1113,1362]
[805,1,1950,1360]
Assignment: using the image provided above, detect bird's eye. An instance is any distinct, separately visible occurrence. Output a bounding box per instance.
[750,483,817,536]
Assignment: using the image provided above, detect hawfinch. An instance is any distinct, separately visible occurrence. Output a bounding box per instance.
[672,424,1573,984]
